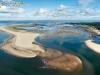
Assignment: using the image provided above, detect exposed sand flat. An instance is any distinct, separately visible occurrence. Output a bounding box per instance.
[89,29,100,35]
[39,48,83,74]
[85,40,100,53]
[0,26,45,58]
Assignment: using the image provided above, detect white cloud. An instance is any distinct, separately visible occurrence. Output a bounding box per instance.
[57,5,67,11]
[33,8,51,16]
[78,0,93,7]
[85,8,96,15]
[0,6,25,14]
[49,11,71,17]
[1,2,99,20]
[38,8,49,14]
[53,8,100,18]
[2,0,12,2]
[32,5,73,17]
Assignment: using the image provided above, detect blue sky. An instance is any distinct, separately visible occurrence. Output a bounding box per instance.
[0,0,100,20]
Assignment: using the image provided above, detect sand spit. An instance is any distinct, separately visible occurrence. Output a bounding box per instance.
[0,26,45,58]
[85,29,100,53]
[85,40,100,53]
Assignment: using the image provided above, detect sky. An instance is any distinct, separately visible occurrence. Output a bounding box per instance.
[0,0,100,20]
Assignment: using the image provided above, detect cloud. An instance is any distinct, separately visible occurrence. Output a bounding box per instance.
[32,7,100,19]
[38,8,49,14]
[78,0,93,7]
[2,0,12,2]
[52,7,100,18]
[85,8,96,15]
[1,3,97,20]
[74,8,100,19]
[49,11,71,17]
[33,8,51,16]
[32,5,73,17]
[0,6,25,14]
[57,5,67,11]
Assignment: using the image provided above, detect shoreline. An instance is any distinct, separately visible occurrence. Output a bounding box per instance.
[85,29,100,53]
[85,40,100,54]
[0,26,45,58]
[0,33,12,46]
[0,25,93,74]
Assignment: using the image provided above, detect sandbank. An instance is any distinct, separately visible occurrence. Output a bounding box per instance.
[0,26,45,58]
[85,29,100,53]
[85,40,100,53]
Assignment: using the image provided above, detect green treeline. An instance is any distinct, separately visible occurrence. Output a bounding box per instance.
[65,22,100,30]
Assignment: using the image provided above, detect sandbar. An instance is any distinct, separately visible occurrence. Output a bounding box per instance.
[85,40,100,53]
[85,29,100,53]
[0,26,45,58]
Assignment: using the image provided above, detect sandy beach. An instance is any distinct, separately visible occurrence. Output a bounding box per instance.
[0,26,45,58]
[85,40,100,53]
[85,29,100,53]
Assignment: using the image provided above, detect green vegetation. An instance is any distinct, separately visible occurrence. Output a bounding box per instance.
[12,24,37,27]
[65,22,100,30]
[10,26,25,30]
[6,24,37,32]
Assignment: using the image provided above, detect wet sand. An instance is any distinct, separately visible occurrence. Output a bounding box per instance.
[39,48,83,74]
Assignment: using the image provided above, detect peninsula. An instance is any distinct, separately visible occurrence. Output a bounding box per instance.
[0,26,45,58]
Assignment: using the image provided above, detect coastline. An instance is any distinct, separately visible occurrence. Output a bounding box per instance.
[0,26,45,58]
[0,26,83,72]
[85,40,100,53]
[85,29,100,53]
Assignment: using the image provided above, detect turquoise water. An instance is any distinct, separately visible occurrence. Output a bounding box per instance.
[0,32,10,44]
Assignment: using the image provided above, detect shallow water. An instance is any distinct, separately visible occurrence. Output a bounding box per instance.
[0,31,82,75]
[35,28,100,75]
[0,31,46,75]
